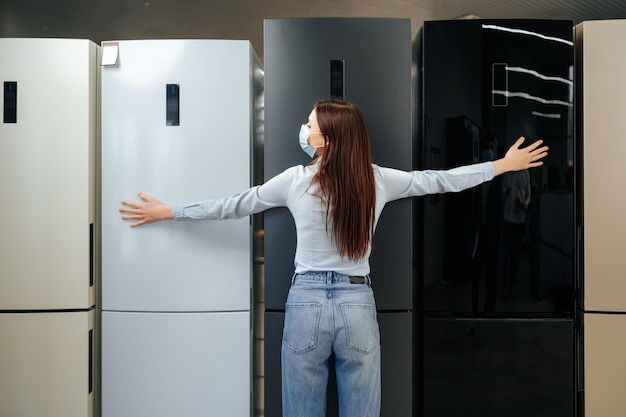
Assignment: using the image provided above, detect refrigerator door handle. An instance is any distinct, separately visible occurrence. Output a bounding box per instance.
[330,60,345,99]
[575,319,584,396]
[89,223,94,287]
[88,328,94,394]
[4,81,17,123]
[166,84,180,126]
[492,63,508,106]
[576,226,584,292]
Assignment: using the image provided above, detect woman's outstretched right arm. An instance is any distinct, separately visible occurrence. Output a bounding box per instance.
[119,166,296,227]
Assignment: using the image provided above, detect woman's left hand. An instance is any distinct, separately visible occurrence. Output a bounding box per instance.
[493,137,549,176]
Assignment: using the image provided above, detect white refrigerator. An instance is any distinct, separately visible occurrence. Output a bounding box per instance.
[575,19,626,416]
[100,39,262,417]
[0,38,98,417]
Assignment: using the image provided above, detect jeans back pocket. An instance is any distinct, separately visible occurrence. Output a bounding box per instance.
[340,303,380,355]
[283,302,322,354]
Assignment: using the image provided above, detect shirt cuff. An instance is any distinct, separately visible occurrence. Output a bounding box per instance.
[172,204,185,221]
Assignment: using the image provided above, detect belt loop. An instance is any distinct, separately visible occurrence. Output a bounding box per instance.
[326,271,332,285]
[291,273,297,284]
[365,274,371,287]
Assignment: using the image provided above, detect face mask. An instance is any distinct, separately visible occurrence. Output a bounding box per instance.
[481,149,495,161]
[299,124,324,158]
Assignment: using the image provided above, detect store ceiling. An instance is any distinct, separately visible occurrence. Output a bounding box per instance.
[1,0,625,60]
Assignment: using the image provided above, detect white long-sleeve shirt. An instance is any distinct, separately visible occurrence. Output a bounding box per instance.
[173,161,495,276]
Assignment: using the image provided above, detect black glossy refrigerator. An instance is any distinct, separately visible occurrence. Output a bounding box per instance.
[416,20,575,416]
[263,18,414,417]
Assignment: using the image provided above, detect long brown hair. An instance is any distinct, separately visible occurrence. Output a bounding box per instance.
[310,98,376,261]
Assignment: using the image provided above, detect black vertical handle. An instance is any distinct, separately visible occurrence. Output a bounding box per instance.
[88,329,94,394]
[575,319,584,394]
[166,84,180,126]
[89,223,94,287]
[576,226,584,292]
[330,60,344,99]
[4,81,17,123]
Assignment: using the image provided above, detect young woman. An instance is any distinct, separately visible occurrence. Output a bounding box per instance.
[120,98,548,417]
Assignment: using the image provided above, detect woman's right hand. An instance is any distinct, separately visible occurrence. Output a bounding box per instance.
[119,192,174,227]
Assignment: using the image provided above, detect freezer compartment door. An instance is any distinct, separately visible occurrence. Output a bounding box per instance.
[102,310,250,417]
[583,313,626,416]
[0,39,97,309]
[0,310,95,417]
[422,317,574,416]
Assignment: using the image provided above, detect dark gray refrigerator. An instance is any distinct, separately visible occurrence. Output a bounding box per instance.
[263,18,414,417]
[416,20,575,416]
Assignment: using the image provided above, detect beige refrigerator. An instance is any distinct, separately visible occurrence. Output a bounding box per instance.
[575,19,626,416]
[0,38,98,417]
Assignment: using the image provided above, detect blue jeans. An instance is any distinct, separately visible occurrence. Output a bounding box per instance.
[281,271,381,417]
